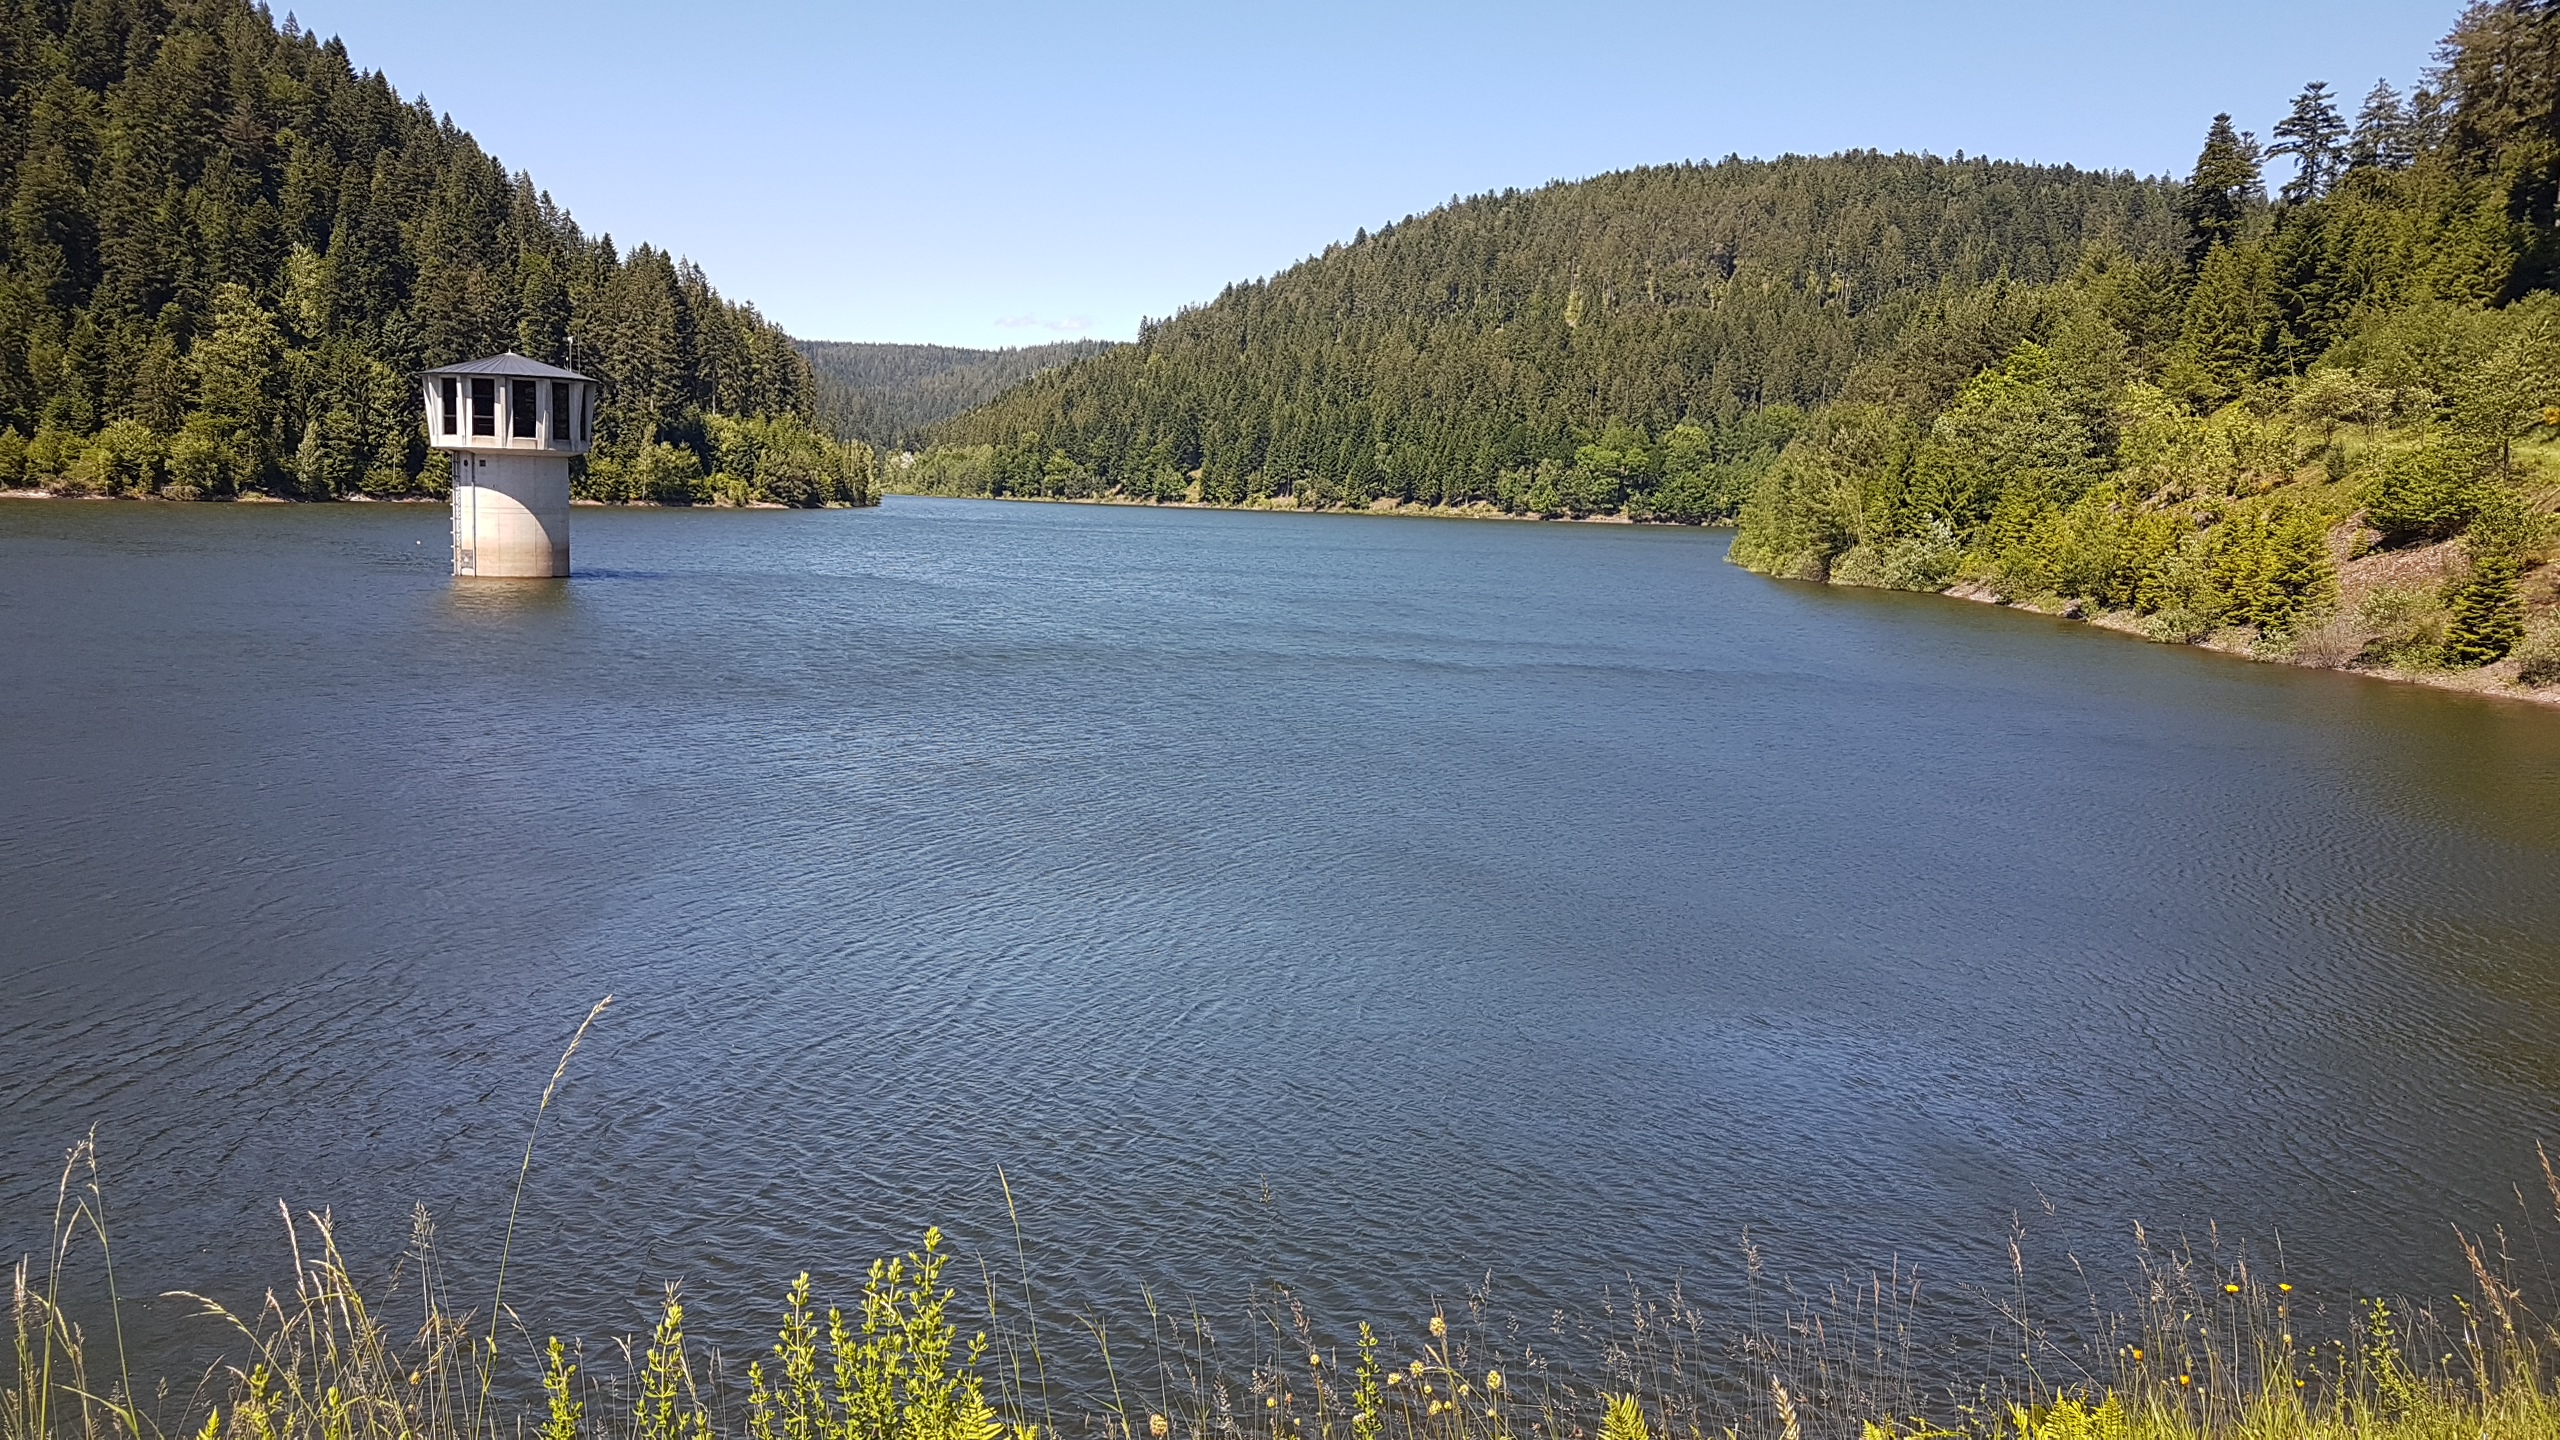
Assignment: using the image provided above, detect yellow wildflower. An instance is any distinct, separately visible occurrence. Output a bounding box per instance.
[1487,1371,1503,1392]
[1150,1419,1169,1440]
[1429,1315,1448,1339]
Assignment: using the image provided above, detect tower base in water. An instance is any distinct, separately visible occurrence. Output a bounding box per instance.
[452,453,571,578]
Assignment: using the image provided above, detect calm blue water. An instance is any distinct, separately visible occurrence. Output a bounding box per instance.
[5,495,2560,1386]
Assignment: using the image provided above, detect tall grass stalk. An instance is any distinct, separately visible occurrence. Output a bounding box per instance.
[475,997,612,1440]
[999,1170,1053,1439]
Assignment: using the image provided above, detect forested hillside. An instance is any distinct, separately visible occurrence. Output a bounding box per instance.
[1728,0,2560,683]
[0,0,873,506]
[927,0,2560,690]
[803,338,1111,449]
[918,155,2185,514]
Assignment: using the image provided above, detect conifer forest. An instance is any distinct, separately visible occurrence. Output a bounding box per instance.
[801,338,1113,451]
[919,1,2560,681]
[8,0,2560,679]
[0,0,874,507]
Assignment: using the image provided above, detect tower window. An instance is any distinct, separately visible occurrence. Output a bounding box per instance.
[552,382,571,445]
[511,379,538,438]
[440,377,458,434]
[470,378,495,435]
[580,388,591,444]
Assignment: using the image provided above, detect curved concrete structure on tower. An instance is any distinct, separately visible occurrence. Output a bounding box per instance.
[422,352,595,578]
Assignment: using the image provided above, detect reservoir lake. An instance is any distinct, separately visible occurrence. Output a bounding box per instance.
[5,494,2560,1385]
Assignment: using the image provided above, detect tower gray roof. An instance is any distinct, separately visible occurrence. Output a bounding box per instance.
[421,351,593,381]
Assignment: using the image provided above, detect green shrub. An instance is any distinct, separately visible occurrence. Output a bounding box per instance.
[25,421,82,490]
[164,423,225,499]
[2358,584,2449,668]
[634,442,708,504]
[2141,606,2216,644]
[2364,434,2488,545]
[71,419,165,496]
[707,413,878,506]
[2204,500,2336,636]
[743,1230,1002,1440]
[2512,627,2560,686]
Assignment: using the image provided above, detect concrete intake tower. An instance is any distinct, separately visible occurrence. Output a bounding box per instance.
[422,353,596,578]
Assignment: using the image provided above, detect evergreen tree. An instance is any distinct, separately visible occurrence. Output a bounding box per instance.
[801,340,1115,450]
[2166,242,2279,404]
[2179,115,2266,265]
[2270,82,2349,201]
[2347,79,2416,170]
[2444,538,2526,664]
[2434,0,2560,292]
[190,281,284,489]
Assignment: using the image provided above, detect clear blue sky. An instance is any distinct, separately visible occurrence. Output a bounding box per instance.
[294,0,2457,350]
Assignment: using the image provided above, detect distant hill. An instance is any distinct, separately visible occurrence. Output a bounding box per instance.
[921,0,2560,695]
[801,340,1114,449]
[925,152,2186,511]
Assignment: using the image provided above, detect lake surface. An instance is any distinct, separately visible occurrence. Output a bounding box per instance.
[5,495,2560,1391]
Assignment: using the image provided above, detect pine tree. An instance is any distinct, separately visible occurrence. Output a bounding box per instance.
[2347,79,2414,171]
[191,282,283,487]
[2269,82,2349,201]
[2166,241,2278,405]
[2179,115,2266,265]
[2444,540,2526,665]
[2434,0,2560,292]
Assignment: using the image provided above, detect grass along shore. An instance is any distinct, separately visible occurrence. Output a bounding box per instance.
[18,982,2560,1440]
[16,1134,2560,1440]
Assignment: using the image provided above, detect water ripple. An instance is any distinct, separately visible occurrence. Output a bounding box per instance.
[5,496,2560,1378]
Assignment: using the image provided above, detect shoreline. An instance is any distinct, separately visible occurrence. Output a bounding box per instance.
[0,489,861,509]
[18,485,2554,709]
[899,490,2560,710]
[886,488,1644,523]
[1,487,439,504]
[1944,582,2560,709]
